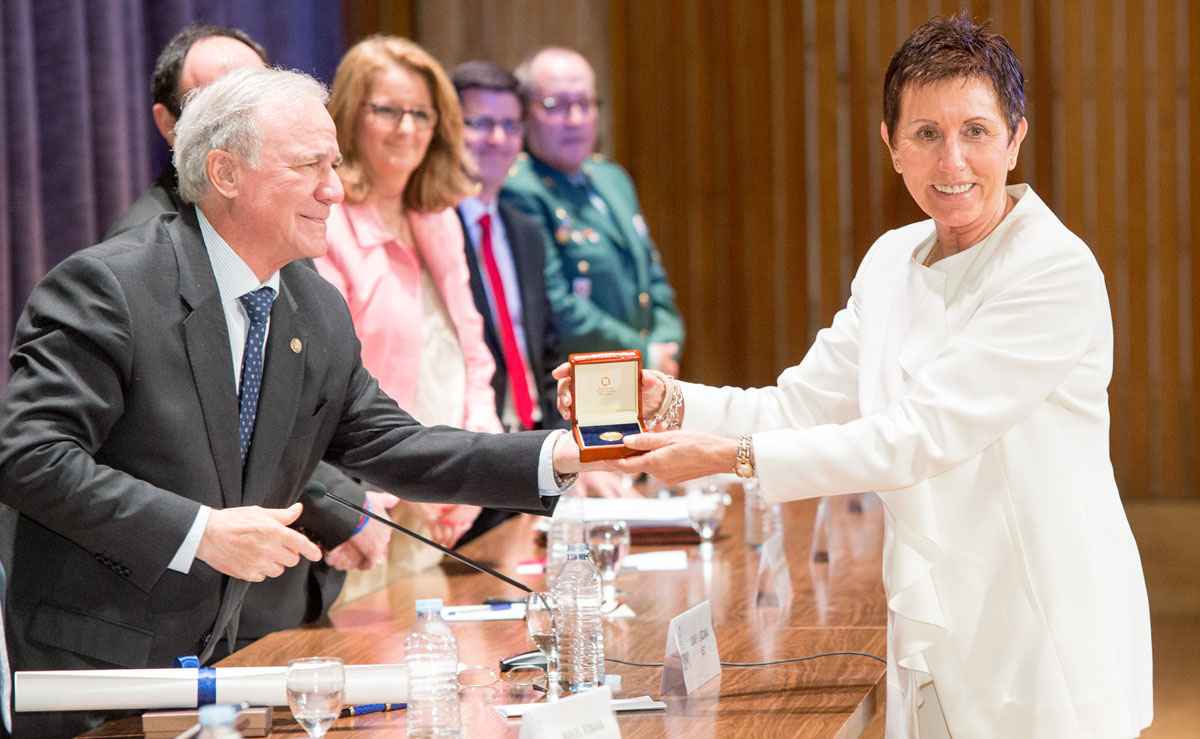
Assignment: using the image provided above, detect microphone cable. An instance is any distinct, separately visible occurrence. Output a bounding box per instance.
[306,480,533,593]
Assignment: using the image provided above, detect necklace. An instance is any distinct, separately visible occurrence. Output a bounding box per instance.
[926,193,1018,268]
[923,240,941,268]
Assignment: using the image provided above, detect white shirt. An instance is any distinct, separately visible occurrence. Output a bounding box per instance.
[167,209,280,573]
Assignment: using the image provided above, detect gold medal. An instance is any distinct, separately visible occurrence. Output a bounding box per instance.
[599,431,624,442]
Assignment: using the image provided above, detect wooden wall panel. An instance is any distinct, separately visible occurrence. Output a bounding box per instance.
[603,0,1200,501]
[1093,0,1129,490]
[345,0,1198,500]
[342,0,414,46]
[1191,0,1200,503]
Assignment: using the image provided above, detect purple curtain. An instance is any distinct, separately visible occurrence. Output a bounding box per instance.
[0,0,344,390]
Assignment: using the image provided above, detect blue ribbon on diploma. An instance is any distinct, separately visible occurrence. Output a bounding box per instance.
[173,655,217,706]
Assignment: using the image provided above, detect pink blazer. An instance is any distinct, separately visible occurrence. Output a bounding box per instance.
[317,201,502,433]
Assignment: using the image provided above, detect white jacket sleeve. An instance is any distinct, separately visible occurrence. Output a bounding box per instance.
[752,234,1105,504]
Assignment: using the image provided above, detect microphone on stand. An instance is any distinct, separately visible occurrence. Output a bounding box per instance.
[305,480,532,593]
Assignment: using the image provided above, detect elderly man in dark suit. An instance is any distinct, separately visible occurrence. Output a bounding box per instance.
[105,21,393,657]
[0,67,585,737]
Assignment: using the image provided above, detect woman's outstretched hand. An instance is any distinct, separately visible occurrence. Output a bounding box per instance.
[607,430,739,485]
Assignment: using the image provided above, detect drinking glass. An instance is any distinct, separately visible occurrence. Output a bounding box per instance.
[286,657,344,738]
[686,483,729,542]
[524,592,560,699]
[587,519,631,604]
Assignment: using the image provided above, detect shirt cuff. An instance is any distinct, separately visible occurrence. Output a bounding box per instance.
[538,429,577,495]
[168,505,211,573]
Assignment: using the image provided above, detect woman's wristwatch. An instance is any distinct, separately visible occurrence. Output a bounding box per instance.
[734,435,756,478]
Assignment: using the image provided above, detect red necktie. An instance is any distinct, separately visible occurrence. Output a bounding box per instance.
[478,213,536,430]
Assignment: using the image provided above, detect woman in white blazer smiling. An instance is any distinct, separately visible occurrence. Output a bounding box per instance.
[559,13,1152,739]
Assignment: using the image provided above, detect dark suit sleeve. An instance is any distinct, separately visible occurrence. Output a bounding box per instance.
[318,330,556,514]
[292,462,367,549]
[536,310,570,430]
[0,254,200,593]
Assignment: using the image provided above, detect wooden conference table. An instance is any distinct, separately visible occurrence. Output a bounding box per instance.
[84,489,888,738]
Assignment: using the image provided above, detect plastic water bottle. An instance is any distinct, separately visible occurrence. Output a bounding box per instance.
[546,487,585,587]
[552,542,604,692]
[743,477,781,549]
[405,599,461,738]
[197,704,244,739]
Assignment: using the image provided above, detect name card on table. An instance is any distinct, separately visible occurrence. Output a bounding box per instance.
[659,600,721,696]
[518,685,620,739]
[755,530,793,607]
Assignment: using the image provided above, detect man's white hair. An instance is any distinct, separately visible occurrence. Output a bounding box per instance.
[173,67,329,203]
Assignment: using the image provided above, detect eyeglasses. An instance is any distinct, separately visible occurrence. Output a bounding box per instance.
[457,663,548,691]
[363,101,439,130]
[464,115,524,137]
[536,96,599,119]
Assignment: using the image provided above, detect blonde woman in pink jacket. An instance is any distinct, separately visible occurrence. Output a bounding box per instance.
[317,36,501,596]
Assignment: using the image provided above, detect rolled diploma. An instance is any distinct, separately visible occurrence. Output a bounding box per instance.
[16,664,407,712]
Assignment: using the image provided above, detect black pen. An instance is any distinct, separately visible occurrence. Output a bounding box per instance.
[340,702,406,717]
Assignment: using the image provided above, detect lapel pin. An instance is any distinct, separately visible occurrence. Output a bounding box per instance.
[290,338,303,354]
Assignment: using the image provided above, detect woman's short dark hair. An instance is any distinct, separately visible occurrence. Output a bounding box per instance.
[882,14,1024,142]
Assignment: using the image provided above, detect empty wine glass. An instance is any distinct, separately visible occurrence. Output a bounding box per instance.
[686,483,729,543]
[286,657,344,738]
[587,519,631,604]
[524,592,560,699]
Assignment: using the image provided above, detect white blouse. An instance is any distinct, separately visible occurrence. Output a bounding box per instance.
[682,186,1153,738]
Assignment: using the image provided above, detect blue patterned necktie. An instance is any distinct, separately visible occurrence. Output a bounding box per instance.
[237,286,276,466]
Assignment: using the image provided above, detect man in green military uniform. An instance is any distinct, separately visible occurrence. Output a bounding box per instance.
[502,47,684,375]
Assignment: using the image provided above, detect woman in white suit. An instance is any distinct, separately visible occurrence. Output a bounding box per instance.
[560,14,1152,738]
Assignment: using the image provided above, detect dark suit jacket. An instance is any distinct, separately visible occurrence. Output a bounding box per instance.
[105,162,185,239]
[458,202,566,431]
[0,207,552,735]
[457,202,566,545]
[105,162,367,647]
[0,561,9,738]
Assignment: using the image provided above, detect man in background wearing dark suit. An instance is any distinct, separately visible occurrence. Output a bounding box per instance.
[106,25,267,239]
[452,61,627,521]
[452,61,564,435]
[0,67,584,737]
